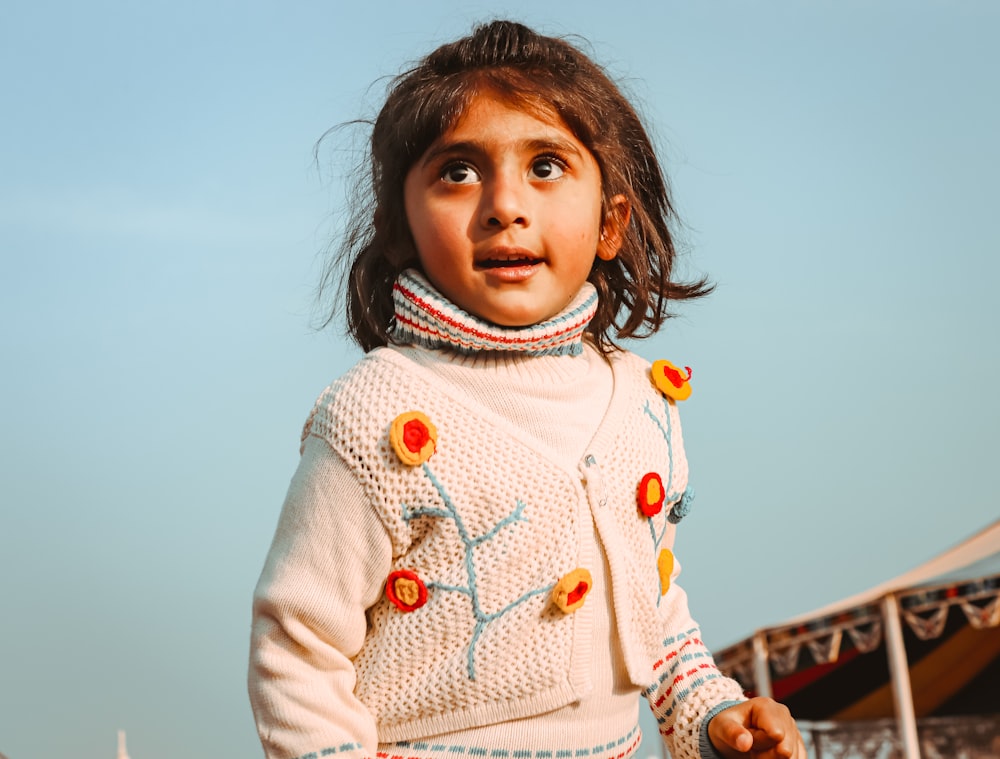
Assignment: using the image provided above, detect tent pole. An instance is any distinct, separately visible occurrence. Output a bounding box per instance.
[752,631,772,699]
[880,593,920,759]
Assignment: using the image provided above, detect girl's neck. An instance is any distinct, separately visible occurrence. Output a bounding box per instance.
[390,269,598,357]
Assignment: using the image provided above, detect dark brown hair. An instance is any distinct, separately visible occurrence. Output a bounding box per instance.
[321,19,712,353]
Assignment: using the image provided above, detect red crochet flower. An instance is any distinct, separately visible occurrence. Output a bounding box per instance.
[385,569,428,612]
[390,411,437,466]
[651,360,692,401]
[637,472,665,517]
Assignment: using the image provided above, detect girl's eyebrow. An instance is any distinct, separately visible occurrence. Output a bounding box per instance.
[419,136,584,168]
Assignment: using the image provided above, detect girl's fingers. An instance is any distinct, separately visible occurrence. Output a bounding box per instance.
[720,722,754,753]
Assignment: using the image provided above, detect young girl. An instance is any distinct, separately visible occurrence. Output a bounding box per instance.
[249,20,804,759]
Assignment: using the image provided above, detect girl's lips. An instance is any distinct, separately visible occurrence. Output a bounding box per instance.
[477,258,541,269]
[475,246,543,282]
[477,258,542,283]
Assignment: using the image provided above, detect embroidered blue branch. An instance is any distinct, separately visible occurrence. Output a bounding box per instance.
[643,399,681,502]
[471,499,527,546]
[643,398,697,604]
[402,464,549,680]
[466,584,554,678]
[401,505,452,521]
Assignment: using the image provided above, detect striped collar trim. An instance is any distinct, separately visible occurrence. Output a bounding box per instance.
[391,269,598,356]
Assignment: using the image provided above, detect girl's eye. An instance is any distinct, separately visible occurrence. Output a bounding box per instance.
[441,163,481,184]
[531,157,566,180]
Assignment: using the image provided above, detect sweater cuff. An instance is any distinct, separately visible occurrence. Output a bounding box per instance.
[698,700,745,759]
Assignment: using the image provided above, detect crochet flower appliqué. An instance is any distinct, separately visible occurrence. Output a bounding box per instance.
[552,568,593,613]
[637,472,666,517]
[651,360,692,401]
[390,411,437,466]
[657,549,674,596]
[385,569,428,612]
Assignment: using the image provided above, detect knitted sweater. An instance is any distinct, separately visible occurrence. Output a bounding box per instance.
[249,271,745,759]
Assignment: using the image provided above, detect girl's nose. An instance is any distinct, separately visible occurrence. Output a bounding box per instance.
[480,176,529,229]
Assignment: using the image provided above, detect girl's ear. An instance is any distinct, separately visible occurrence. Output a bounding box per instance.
[597,194,631,261]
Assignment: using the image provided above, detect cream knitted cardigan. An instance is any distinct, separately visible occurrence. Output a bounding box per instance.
[249,273,745,759]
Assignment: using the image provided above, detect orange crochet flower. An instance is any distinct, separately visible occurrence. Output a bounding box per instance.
[637,472,665,517]
[651,360,692,401]
[390,411,437,466]
[386,569,428,612]
[657,549,674,596]
[552,568,593,613]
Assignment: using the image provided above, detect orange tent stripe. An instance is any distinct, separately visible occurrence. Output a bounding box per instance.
[833,625,1000,720]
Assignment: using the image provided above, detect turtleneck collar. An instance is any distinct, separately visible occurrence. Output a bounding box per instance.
[390,269,598,357]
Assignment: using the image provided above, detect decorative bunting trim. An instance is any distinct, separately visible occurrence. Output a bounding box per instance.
[960,594,1000,629]
[902,607,949,640]
[846,619,883,654]
[770,642,802,677]
[716,573,1000,683]
[806,630,843,666]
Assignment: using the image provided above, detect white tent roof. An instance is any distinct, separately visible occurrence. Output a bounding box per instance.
[773,519,1000,632]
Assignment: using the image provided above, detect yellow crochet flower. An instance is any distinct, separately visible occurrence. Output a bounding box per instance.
[651,360,692,401]
[390,411,438,466]
[552,568,593,613]
[658,549,674,596]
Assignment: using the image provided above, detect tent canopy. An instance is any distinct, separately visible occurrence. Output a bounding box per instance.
[778,520,1000,628]
[716,520,1000,721]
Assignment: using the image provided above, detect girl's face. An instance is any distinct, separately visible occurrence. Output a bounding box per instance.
[404,93,626,328]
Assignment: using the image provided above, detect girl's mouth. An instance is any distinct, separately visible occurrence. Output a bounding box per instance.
[478,257,540,270]
[476,247,542,270]
[475,251,542,283]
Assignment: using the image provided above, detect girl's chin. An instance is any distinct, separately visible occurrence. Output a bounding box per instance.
[473,304,563,329]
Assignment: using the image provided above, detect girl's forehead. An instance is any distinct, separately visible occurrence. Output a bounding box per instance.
[440,91,579,144]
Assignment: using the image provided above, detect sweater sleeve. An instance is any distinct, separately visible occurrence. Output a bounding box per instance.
[248,433,393,759]
[641,559,747,759]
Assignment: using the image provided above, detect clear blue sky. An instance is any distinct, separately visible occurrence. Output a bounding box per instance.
[1,2,997,758]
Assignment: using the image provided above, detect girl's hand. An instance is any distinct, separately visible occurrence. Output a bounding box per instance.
[707,698,806,758]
